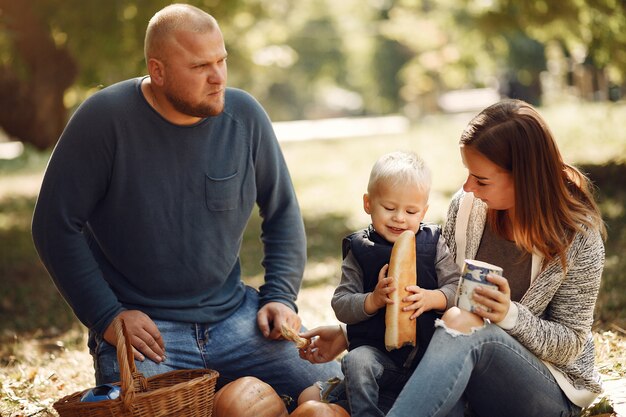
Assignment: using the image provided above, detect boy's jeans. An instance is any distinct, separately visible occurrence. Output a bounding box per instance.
[387,322,582,417]
[341,345,412,417]
[88,286,341,406]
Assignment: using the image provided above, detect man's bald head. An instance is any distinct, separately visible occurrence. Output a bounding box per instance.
[144,4,219,63]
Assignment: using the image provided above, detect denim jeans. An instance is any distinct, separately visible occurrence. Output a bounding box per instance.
[88,286,341,409]
[386,322,582,417]
[340,345,412,417]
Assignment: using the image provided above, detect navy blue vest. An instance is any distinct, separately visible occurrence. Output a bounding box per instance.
[343,224,440,369]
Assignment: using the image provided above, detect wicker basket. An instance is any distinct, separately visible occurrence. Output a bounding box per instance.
[54,318,219,417]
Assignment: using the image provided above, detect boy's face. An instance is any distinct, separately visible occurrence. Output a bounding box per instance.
[363,180,429,243]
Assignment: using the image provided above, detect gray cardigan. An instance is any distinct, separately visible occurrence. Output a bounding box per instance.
[442,190,604,407]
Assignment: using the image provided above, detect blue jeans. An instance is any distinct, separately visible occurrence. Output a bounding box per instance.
[340,345,412,417]
[386,322,582,417]
[88,286,341,409]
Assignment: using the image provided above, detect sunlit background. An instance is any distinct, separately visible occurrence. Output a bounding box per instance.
[1,0,625,149]
[1,1,626,415]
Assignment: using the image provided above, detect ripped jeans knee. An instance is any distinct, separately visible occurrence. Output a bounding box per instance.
[437,306,486,336]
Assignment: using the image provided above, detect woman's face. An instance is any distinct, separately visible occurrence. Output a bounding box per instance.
[460,145,515,211]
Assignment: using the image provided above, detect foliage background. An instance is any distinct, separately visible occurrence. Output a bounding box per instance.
[1,0,626,415]
[1,0,625,147]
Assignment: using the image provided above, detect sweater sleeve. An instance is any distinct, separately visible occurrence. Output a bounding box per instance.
[248,96,306,312]
[442,189,463,263]
[506,228,604,366]
[434,235,461,310]
[31,93,124,335]
[331,251,374,324]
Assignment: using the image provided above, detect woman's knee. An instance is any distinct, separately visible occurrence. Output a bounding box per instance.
[440,307,486,335]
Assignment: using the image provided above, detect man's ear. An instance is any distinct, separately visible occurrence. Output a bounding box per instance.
[147,58,165,86]
[363,193,371,214]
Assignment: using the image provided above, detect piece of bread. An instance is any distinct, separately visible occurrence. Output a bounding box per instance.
[384,230,417,351]
[280,324,311,349]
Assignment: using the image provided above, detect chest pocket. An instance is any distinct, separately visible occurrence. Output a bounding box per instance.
[205,171,239,211]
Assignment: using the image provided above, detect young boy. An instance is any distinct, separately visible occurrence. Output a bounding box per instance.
[316,151,460,417]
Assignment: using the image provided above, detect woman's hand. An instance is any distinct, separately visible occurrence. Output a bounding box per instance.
[298,325,347,364]
[471,273,511,323]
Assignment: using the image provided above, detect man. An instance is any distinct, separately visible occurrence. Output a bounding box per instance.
[31,3,340,404]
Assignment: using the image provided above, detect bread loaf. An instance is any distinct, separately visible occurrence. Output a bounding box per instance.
[384,230,417,351]
[280,324,310,349]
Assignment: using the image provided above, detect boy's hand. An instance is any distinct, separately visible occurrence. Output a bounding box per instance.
[403,287,446,319]
[364,264,395,314]
[298,325,347,364]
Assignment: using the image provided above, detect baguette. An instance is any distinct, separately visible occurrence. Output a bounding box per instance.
[384,230,417,351]
[280,324,311,349]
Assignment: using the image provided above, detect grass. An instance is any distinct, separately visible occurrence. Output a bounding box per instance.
[1,101,625,416]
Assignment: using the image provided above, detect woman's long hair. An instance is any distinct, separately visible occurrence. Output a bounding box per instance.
[460,99,606,267]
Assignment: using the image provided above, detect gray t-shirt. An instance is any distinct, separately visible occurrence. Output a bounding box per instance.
[475,223,531,302]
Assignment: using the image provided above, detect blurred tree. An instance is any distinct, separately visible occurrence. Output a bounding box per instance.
[240,0,354,120]
[377,0,625,112]
[0,0,77,150]
[269,13,350,120]
[473,0,626,100]
[379,1,503,113]
[370,2,414,114]
[500,32,546,105]
[1,0,625,148]
[0,0,252,149]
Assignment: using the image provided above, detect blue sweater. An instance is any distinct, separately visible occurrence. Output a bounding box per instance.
[32,77,306,335]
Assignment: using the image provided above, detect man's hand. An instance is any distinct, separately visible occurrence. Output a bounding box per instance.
[257,301,301,340]
[103,310,165,363]
[298,325,347,364]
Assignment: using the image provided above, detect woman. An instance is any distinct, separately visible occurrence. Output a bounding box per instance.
[300,99,606,417]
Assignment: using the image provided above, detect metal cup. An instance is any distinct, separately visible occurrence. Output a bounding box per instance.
[455,259,502,313]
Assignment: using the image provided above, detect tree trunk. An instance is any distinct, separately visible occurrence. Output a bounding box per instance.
[0,0,77,149]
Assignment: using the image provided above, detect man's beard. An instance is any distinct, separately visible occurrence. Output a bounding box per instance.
[165,89,225,118]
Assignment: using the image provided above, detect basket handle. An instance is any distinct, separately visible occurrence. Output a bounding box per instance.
[114,317,138,409]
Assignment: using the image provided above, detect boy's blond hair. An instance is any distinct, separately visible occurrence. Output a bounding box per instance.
[367,151,431,197]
